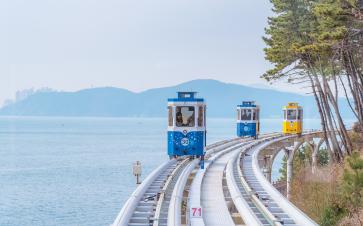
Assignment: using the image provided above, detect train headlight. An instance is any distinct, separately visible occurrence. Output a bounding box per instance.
[244,126,249,132]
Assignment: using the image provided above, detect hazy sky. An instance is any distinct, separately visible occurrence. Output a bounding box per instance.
[1,0,303,105]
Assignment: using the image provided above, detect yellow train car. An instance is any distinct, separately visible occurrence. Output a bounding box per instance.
[283,103,303,135]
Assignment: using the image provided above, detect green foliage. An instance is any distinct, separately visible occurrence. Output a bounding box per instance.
[318,148,330,166]
[320,203,347,226]
[278,145,313,181]
[263,0,361,80]
[294,144,312,172]
[319,152,363,225]
[263,0,316,80]
[340,152,363,213]
[279,155,287,181]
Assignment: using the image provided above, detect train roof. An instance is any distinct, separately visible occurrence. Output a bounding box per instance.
[283,102,302,109]
[237,101,258,108]
[168,91,204,102]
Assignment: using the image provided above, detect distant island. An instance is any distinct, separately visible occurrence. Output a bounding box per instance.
[0,79,353,118]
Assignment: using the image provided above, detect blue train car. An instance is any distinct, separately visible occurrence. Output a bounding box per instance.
[237,101,260,139]
[167,92,206,160]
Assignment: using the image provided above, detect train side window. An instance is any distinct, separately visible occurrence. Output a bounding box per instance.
[176,106,195,127]
[257,109,260,120]
[204,106,206,127]
[241,109,252,120]
[237,109,241,120]
[298,109,303,120]
[252,110,257,120]
[168,106,173,126]
[287,110,297,120]
[198,106,204,127]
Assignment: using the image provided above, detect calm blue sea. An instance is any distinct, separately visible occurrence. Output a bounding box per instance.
[0,117,338,226]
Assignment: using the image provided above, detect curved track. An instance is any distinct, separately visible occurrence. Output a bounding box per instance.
[112,138,244,226]
[188,134,318,226]
[188,134,278,226]
[113,133,320,226]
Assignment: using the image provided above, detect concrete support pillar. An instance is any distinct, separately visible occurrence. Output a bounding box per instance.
[285,141,303,200]
[305,140,314,167]
[312,138,324,174]
[262,155,273,182]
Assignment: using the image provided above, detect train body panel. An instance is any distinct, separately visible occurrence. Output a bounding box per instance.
[237,121,259,137]
[282,121,302,134]
[167,92,206,158]
[236,101,260,138]
[167,131,205,156]
[282,102,303,135]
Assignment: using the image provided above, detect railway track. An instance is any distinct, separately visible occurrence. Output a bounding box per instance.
[112,137,245,226]
[113,133,319,226]
[225,135,318,226]
[187,134,278,226]
[225,137,287,226]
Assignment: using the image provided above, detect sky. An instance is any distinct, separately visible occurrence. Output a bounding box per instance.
[0,0,308,106]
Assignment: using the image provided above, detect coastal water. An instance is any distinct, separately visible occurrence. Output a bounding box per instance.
[0,117,342,226]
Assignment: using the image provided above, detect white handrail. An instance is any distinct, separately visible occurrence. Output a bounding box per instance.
[168,159,199,226]
[112,159,177,226]
[252,136,319,226]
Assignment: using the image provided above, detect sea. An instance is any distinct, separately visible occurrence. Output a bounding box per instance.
[0,117,348,226]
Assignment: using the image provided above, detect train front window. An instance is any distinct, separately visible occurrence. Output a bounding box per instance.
[241,109,252,120]
[287,109,297,120]
[176,106,195,127]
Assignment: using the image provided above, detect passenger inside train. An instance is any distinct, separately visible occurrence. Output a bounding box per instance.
[175,106,195,127]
